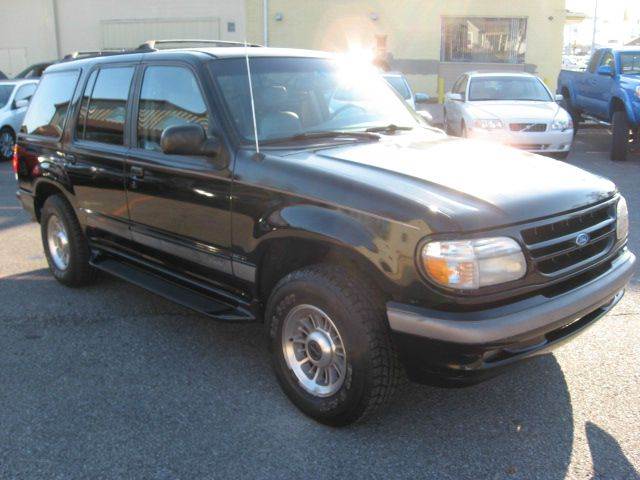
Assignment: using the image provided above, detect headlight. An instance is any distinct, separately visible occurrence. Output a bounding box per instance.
[550,114,573,131]
[473,119,504,130]
[421,237,526,290]
[617,196,629,240]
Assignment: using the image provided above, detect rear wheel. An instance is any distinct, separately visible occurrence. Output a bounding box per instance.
[0,127,15,162]
[562,91,581,136]
[265,264,400,426]
[41,195,94,286]
[611,110,630,161]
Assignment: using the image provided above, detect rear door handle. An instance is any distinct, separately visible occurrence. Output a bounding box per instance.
[130,166,144,178]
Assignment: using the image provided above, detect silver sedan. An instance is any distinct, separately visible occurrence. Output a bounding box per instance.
[0,79,39,161]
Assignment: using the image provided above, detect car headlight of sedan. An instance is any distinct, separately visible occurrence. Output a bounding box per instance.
[473,119,504,130]
[550,113,573,131]
[617,196,629,240]
[421,237,527,290]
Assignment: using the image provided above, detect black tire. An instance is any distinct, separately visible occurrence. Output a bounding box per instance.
[0,127,15,162]
[461,121,468,138]
[40,195,94,286]
[265,264,400,426]
[443,110,453,135]
[611,110,630,161]
[561,92,580,136]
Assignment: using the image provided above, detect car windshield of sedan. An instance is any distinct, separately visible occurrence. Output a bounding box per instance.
[468,76,552,102]
[0,85,14,108]
[620,53,640,75]
[211,57,420,142]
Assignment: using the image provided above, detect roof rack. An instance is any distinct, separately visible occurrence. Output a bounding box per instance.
[138,39,263,50]
[62,49,129,61]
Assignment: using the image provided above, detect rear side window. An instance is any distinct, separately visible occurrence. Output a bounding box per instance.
[136,66,209,152]
[82,67,134,146]
[22,71,79,138]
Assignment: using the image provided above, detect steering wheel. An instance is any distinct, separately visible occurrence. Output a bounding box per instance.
[330,104,366,119]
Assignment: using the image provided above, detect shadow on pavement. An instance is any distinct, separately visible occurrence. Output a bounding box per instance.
[586,422,639,480]
[0,269,576,479]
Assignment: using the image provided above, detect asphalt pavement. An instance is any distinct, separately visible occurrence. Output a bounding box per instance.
[0,129,638,479]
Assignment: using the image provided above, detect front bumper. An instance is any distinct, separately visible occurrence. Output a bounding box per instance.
[16,188,36,221]
[467,127,574,153]
[388,249,635,385]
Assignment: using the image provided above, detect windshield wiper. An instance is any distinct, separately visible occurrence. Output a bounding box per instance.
[261,130,380,145]
[364,124,413,134]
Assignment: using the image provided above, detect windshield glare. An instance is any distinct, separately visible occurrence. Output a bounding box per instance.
[468,76,552,102]
[0,85,14,108]
[620,52,640,75]
[212,57,419,142]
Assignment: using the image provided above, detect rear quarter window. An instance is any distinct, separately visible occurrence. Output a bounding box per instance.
[22,70,79,138]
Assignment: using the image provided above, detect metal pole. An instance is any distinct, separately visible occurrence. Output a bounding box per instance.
[591,0,598,55]
[263,0,269,46]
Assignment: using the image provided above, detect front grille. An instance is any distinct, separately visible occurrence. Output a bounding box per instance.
[510,123,547,132]
[521,202,616,275]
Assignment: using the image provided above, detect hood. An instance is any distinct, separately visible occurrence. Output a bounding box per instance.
[302,132,616,232]
[467,101,560,121]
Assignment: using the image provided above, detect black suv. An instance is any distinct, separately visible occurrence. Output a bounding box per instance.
[14,41,635,425]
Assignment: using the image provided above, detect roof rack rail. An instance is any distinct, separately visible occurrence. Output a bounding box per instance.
[61,49,130,61]
[138,39,263,50]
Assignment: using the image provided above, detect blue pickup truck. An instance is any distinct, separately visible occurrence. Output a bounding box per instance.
[557,47,640,161]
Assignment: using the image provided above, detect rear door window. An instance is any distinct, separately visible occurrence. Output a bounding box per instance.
[22,70,79,138]
[81,67,135,146]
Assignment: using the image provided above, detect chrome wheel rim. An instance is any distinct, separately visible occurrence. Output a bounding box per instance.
[47,215,70,270]
[282,304,347,397]
[0,131,14,158]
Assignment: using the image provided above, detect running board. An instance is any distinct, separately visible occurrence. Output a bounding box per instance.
[91,257,255,322]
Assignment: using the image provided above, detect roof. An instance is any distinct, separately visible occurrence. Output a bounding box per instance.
[0,79,39,86]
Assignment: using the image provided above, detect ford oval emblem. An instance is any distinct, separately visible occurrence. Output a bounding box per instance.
[575,232,590,246]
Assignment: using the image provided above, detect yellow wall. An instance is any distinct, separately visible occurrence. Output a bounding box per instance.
[247,0,566,96]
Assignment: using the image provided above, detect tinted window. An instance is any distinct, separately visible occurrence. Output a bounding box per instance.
[620,52,640,74]
[22,71,79,137]
[76,70,98,140]
[588,51,603,73]
[137,66,209,151]
[16,84,36,102]
[600,52,615,69]
[0,85,13,108]
[84,67,134,145]
[384,76,411,99]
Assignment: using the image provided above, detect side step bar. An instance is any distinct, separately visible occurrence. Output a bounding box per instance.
[91,257,255,322]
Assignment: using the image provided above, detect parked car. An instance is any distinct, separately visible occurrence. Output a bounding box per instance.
[14,61,55,79]
[444,72,574,158]
[382,71,430,110]
[0,79,38,161]
[14,43,635,426]
[557,47,640,161]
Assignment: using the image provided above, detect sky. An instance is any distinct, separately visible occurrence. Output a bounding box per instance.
[565,0,640,46]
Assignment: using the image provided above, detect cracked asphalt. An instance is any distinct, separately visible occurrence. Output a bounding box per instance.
[0,128,638,479]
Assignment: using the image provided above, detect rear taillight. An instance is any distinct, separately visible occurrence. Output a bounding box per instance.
[11,144,19,174]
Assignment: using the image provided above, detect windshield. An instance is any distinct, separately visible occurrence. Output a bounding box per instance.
[0,85,14,108]
[620,52,640,75]
[384,75,411,99]
[211,57,419,142]
[468,76,552,102]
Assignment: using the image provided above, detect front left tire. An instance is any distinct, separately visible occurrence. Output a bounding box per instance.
[265,264,400,426]
[0,127,15,162]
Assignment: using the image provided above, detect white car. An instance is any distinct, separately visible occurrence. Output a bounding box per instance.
[0,79,39,161]
[443,72,574,158]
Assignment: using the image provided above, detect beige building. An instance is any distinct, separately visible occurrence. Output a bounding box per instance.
[247,0,566,97]
[1,0,565,98]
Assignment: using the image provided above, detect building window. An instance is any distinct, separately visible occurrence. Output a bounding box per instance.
[441,17,527,64]
[227,22,236,33]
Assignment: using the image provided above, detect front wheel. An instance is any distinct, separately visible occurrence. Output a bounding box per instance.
[611,110,630,161]
[265,264,400,426]
[0,128,15,162]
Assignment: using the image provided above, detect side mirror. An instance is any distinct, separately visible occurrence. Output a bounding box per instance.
[446,92,463,102]
[414,93,430,104]
[597,65,613,76]
[160,124,220,157]
[13,98,29,109]
[555,94,564,102]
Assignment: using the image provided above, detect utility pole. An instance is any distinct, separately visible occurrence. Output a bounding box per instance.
[591,0,599,55]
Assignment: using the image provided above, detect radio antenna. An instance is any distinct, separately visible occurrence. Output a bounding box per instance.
[244,39,261,156]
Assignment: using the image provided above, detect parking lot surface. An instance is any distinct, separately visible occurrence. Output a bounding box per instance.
[1,128,638,479]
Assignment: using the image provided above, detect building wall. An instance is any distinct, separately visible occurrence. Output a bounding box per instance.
[246,0,566,97]
[0,0,246,76]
